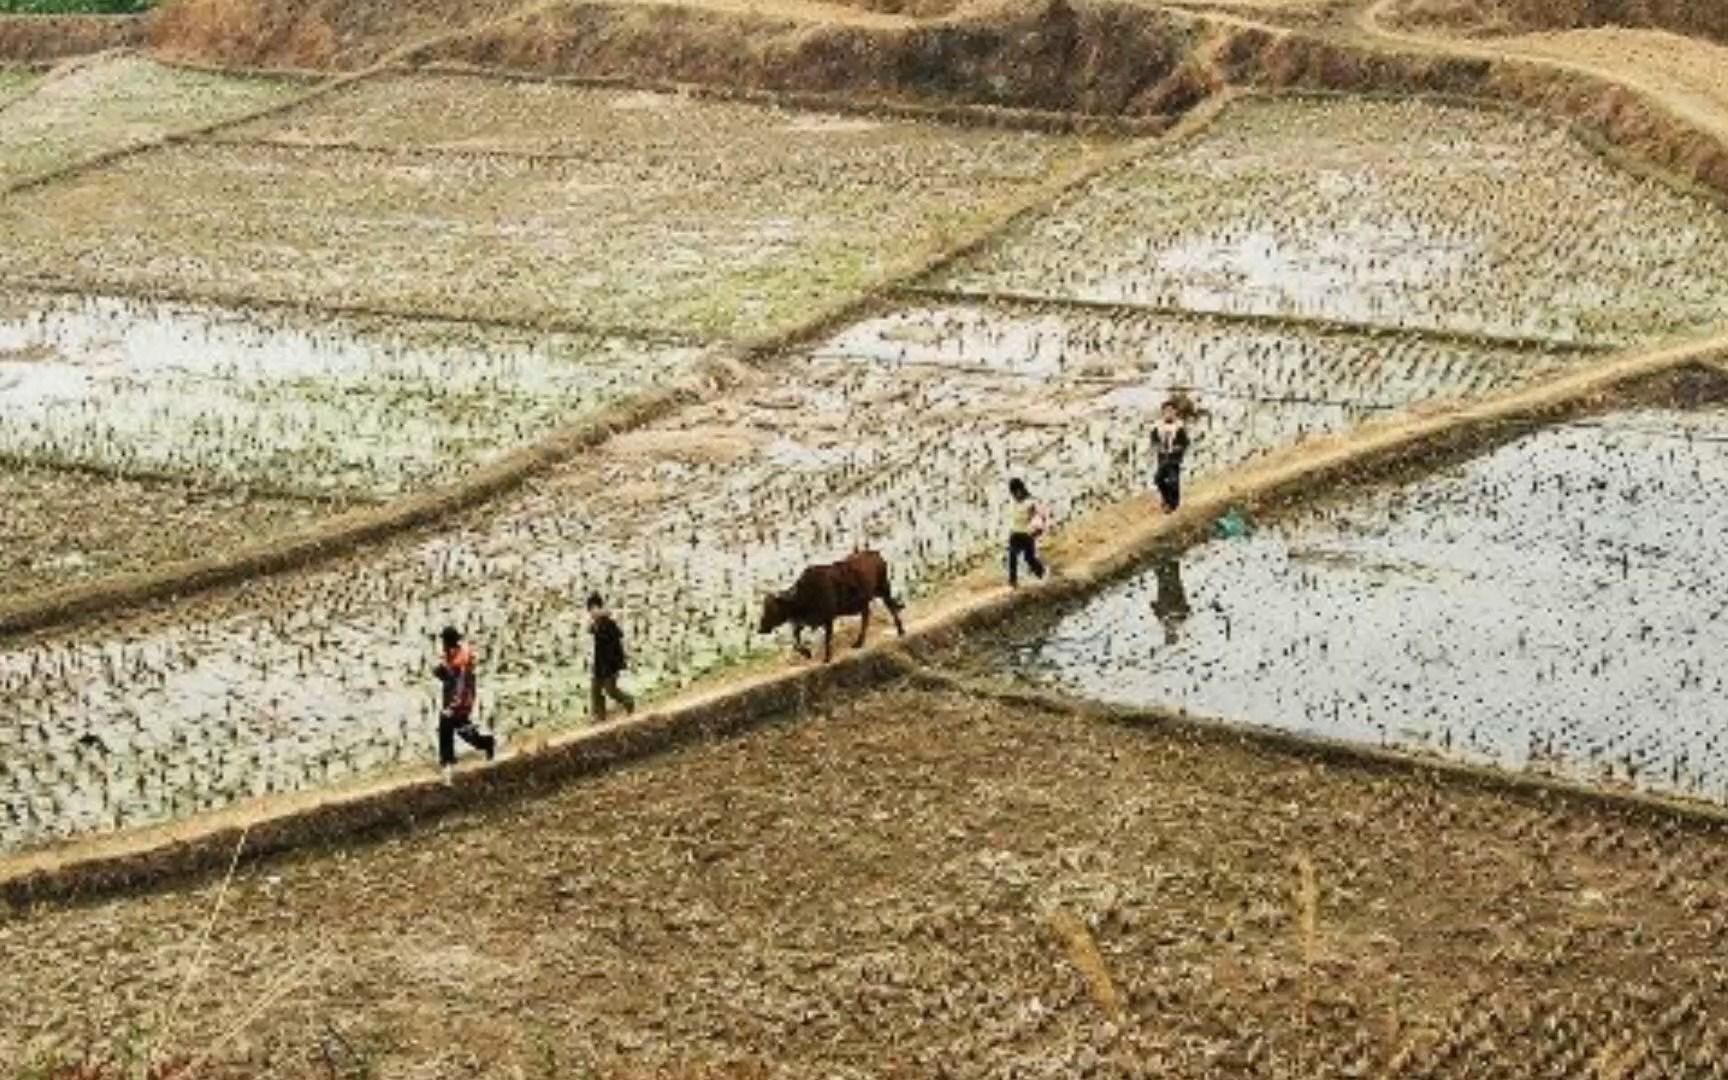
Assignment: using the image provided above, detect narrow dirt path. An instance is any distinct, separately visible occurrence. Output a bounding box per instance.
[1358,0,1728,151]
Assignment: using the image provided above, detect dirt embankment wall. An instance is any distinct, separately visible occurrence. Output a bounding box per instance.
[144,0,534,69]
[1390,0,1728,44]
[131,0,1728,205]
[426,0,1207,118]
[0,14,143,62]
[421,2,1728,201]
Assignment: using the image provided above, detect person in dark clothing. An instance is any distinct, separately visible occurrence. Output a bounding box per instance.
[587,593,635,723]
[1153,399,1191,513]
[433,625,494,779]
[1006,477,1048,588]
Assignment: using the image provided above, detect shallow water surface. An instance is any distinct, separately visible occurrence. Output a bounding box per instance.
[0,292,699,495]
[1002,409,1728,800]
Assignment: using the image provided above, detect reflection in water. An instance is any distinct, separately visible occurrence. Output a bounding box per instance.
[1002,409,1728,804]
[1151,554,1190,647]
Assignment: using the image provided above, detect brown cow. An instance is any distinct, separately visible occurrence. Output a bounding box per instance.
[758,550,906,663]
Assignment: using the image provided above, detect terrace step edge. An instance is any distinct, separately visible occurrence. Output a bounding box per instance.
[4,326,1724,909]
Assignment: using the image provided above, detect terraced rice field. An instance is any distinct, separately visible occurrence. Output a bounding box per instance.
[0,54,298,188]
[0,291,703,496]
[0,74,1103,338]
[938,96,1728,346]
[998,382,1728,802]
[0,302,1584,850]
[6,85,1728,854]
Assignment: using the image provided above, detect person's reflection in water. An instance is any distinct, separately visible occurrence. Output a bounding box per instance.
[1151,554,1191,647]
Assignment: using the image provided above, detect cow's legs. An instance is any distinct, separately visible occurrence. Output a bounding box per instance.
[885,592,906,637]
[855,603,871,649]
[793,624,811,659]
[822,621,834,663]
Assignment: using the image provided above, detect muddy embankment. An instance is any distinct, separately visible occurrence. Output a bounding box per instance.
[113,0,1728,197]
[1388,0,1728,44]
[142,0,537,69]
[415,0,1728,198]
[420,0,1209,117]
[0,14,142,62]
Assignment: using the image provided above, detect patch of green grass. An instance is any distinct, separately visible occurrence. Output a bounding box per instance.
[0,0,153,13]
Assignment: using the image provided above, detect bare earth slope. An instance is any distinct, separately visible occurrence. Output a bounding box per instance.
[4,685,1726,1076]
[1487,26,1728,134]
[1389,0,1728,44]
[1358,0,1728,192]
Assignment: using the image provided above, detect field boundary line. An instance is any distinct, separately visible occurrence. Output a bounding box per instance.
[0,50,378,200]
[0,46,119,120]
[0,276,709,349]
[3,324,1724,906]
[800,346,1444,410]
[896,285,1614,355]
[388,60,1171,137]
[0,361,736,639]
[0,0,593,200]
[903,666,1728,832]
[0,447,382,507]
[0,97,1219,640]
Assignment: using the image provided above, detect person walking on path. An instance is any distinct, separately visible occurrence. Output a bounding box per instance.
[1153,398,1191,513]
[588,593,636,723]
[1007,477,1049,588]
[434,625,494,780]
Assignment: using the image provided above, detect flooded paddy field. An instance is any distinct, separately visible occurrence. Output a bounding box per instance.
[0,301,1581,851]
[0,54,297,188]
[0,291,703,496]
[0,76,1101,339]
[994,386,1728,803]
[938,96,1728,347]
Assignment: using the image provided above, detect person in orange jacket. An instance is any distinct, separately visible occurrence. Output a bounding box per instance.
[434,625,494,779]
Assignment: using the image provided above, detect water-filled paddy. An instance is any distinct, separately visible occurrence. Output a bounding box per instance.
[939,97,1728,346]
[0,302,1574,850]
[999,403,1728,801]
[0,291,702,496]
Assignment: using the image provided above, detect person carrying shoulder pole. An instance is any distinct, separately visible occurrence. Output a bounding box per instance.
[587,593,636,723]
[1006,477,1048,589]
[1153,397,1191,513]
[434,625,494,781]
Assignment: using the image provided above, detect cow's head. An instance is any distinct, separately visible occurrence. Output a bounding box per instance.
[758,592,793,636]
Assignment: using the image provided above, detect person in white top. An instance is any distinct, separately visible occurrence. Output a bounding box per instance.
[1152,399,1191,513]
[1006,477,1048,588]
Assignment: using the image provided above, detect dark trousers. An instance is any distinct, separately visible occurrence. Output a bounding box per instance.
[591,674,635,722]
[438,711,494,766]
[1155,463,1182,512]
[1008,531,1045,587]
